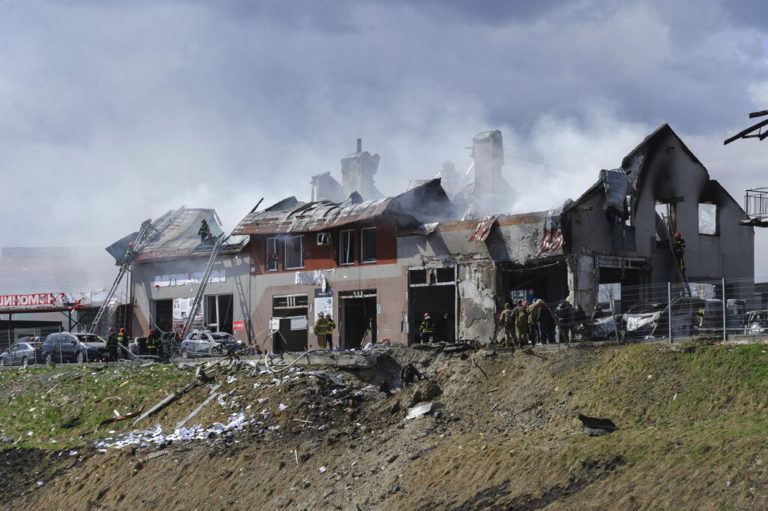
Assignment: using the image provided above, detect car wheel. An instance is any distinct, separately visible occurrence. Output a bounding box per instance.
[21,357,28,369]
[211,345,223,356]
[76,352,85,364]
[45,353,53,364]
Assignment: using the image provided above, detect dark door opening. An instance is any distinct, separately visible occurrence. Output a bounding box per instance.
[271,294,308,352]
[152,299,173,333]
[339,290,376,350]
[409,286,455,344]
[205,294,234,333]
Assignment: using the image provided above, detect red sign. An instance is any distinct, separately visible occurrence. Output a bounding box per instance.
[232,321,245,331]
[0,293,65,307]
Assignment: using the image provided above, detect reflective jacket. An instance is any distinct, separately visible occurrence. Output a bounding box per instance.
[419,318,435,335]
[315,318,329,335]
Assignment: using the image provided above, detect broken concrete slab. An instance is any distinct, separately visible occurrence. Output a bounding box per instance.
[406,402,433,420]
[267,351,378,369]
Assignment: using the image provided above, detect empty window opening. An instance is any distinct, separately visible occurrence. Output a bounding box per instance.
[284,235,304,269]
[699,203,718,235]
[361,228,377,263]
[339,230,354,265]
[655,202,676,242]
[266,237,279,272]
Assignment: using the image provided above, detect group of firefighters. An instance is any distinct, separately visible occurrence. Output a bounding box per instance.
[314,312,336,349]
[497,299,587,348]
[106,327,163,361]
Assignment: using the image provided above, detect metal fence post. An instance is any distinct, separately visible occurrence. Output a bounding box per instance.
[722,277,727,342]
[668,281,673,343]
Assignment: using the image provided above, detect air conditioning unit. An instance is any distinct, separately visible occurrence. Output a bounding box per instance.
[316,232,331,246]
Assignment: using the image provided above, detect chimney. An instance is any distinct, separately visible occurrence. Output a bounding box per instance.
[341,138,383,200]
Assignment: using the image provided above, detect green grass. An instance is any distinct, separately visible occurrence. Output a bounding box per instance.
[0,363,192,448]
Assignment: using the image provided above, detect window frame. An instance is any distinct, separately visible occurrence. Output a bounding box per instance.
[698,203,719,236]
[360,227,377,264]
[265,237,279,272]
[339,229,355,265]
[284,235,305,270]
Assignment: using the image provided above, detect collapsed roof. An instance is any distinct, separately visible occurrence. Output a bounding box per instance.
[106,207,247,264]
[233,179,458,236]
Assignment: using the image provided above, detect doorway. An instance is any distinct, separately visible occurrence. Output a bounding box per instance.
[205,294,234,333]
[339,290,376,350]
[408,267,456,344]
[271,294,308,352]
[152,299,173,333]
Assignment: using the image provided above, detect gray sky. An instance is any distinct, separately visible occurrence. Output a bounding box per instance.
[2,0,768,278]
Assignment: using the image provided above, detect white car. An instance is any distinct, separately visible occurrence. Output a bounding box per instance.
[179,331,245,358]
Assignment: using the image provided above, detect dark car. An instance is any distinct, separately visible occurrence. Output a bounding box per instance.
[0,341,43,367]
[179,330,245,358]
[42,332,108,364]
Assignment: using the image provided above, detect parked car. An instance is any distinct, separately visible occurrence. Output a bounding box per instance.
[622,297,744,339]
[179,330,245,358]
[0,341,43,367]
[744,310,768,335]
[42,332,108,364]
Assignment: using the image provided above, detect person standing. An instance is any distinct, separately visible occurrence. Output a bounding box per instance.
[107,327,118,362]
[527,299,542,345]
[116,328,127,359]
[498,302,516,348]
[315,312,329,349]
[555,300,575,343]
[325,315,336,350]
[147,329,160,358]
[516,301,529,346]
[419,313,436,344]
[537,302,557,344]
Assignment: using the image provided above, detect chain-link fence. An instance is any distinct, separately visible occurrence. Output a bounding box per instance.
[587,277,765,343]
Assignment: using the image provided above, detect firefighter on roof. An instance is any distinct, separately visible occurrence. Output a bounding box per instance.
[198,218,211,243]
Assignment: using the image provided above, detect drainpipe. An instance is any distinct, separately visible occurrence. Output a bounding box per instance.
[722,277,727,342]
[667,281,672,343]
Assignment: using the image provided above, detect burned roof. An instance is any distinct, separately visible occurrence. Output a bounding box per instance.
[233,179,458,236]
[106,207,247,264]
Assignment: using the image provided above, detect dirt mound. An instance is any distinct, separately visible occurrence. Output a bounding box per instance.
[1,342,767,510]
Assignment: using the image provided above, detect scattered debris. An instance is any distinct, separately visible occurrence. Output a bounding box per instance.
[176,385,221,430]
[98,406,145,428]
[400,363,422,386]
[406,402,433,420]
[132,384,195,426]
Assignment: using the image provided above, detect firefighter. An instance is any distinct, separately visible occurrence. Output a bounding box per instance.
[147,329,160,358]
[120,242,135,271]
[325,315,336,350]
[116,328,127,360]
[419,313,436,344]
[107,327,118,362]
[514,300,528,346]
[198,218,211,243]
[498,302,516,348]
[527,299,542,345]
[315,312,329,349]
[673,231,686,276]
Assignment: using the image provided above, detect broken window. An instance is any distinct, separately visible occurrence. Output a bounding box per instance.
[284,235,304,270]
[409,269,427,285]
[654,202,677,243]
[698,203,718,235]
[624,195,633,226]
[361,228,376,263]
[266,237,279,272]
[339,230,354,265]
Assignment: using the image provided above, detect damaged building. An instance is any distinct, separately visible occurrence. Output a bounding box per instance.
[110,124,754,347]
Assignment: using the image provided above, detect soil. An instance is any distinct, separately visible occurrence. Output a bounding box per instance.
[0,341,766,510]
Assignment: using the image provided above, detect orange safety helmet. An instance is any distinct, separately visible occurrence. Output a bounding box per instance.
[423,313,430,319]
[523,301,529,306]
[675,231,681,238]
[109,327,114,332]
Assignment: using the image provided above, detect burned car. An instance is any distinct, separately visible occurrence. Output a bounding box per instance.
[179,330,245,358]
[622,297,743,340]
[743,310,768,335]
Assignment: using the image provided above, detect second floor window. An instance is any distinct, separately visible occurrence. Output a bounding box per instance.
[361,228,376,263]
[266,237,279,271]
[284,235,304,269]
[339,230,354,265]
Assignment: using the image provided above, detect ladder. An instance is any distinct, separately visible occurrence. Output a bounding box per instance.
[180,234,229,340]
[89,219,157,334]
[663,221,691,296]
